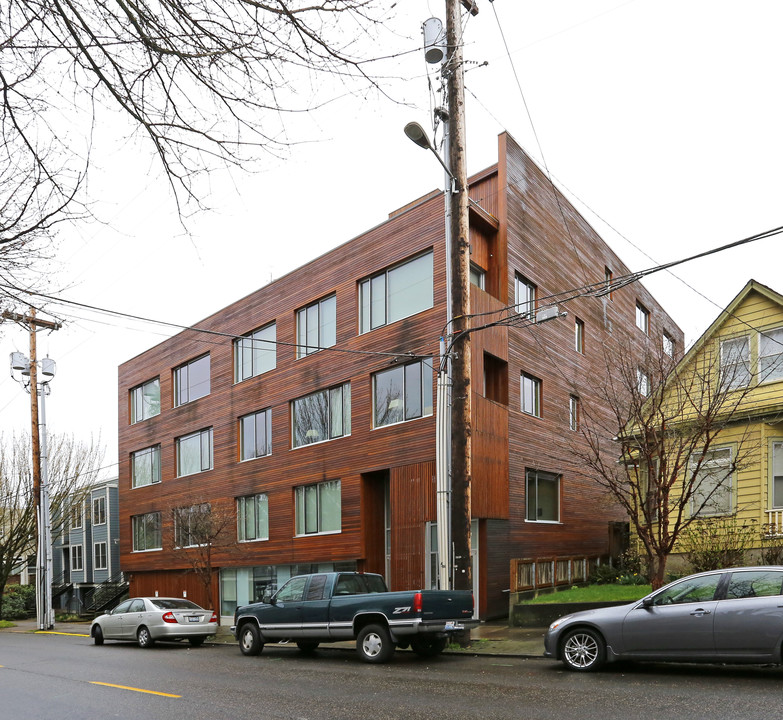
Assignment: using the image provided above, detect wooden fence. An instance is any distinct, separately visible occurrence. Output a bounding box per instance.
[510,555,609,593]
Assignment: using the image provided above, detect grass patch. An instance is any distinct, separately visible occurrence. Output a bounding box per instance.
[519,584,652,605]
[0,620,16,629]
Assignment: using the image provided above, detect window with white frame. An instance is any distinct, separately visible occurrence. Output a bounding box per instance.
[569,395,580,431]
[759,327,783,383]
[521,372,541,417]
[71,502,83,530]
[470,263,486,291]
[772,442,783,509]
[359,251,434,334]
[690,447,733,517]
[71,545,83,571]
[373,360,433,428]
[94,542,107,571]
[296,294,336,358]
[635,301,649,334]
[235,323,276,382]
[173,355,210,406]
[132,445,161,488]
[176,428,213,477]
[174,503,210,548]
[130,378,160,423]
[575,318,585,354]
[514,274,536,319]
[292,383,351,448]
[526,470,560,522]
[295,480,341,535]
[93,496,106,525]
[132,512,162,551]
[663,332,674,358]
[237,493,269,542]
[720,336,751,390]
[637,368,650,397]
[240,409,272,461]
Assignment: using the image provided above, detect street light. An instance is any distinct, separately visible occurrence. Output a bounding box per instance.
[10,351,57,631]
[404,117,454,592]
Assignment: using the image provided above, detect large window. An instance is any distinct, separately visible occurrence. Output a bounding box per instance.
[174,355,210,406]
[131,445,161,488]
[635,301,649,334]
[759,327,783,383]
[93,496,106,525]
[176,428,213,477]
[130,378,160,423]
[71,545,83,571]
[237,494,269,542]
[521,372,541,417]
[721,336,751,390]
[297,295,336,358]
[359,251,433,333]
[515,274,536,319]
[240,409,272,461]
[174,504,210,548]
[295,480,341,536]
[235,323,276,381]
[292,383,351,448]
[94,542,107,571]
[774,442,783,509]
[690,447,733,516]
[526,470,560,522]
[373,360,433,428]
[71,502,83,530]
[132,512,162,551]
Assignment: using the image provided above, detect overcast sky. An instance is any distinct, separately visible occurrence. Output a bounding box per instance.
[1,0,781,478]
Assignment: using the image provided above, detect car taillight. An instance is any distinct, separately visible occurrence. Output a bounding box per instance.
[209,612,217,623]
[413,592,423,613]
[162,611,178,624]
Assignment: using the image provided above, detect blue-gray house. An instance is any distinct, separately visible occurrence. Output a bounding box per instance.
[53,477,126,614]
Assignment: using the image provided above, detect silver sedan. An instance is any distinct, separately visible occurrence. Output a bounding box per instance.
[544,566,783,671]
[91,597,218,648]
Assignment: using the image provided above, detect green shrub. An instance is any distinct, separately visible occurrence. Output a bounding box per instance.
[681,517,758,573]
[589,549,647,585]
[759,533,783,565]
[1,584,36,620]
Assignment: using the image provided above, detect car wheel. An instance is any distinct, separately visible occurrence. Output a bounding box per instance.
[410,636,447,658]
[92,625,104,646]
[137,626,156,649]
[239,623,264,656]
[296,641,320,655]
[561,628,606,672]
[357,624,395,664]
[188,637,206,647]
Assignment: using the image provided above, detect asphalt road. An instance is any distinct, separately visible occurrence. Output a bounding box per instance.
[2,631,782,720]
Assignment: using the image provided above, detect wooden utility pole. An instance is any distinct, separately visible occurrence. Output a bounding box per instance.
[445,0,473,592]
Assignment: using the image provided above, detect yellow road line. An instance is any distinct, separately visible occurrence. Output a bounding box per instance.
[35,631,89,637]
[90,681,181,698]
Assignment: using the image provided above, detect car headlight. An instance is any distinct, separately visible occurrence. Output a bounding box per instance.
[549,615,572,631]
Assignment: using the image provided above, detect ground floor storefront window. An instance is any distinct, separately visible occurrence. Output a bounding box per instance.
[220,561,357,616]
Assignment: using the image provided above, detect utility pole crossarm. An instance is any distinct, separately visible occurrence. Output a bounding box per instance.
[460,0,479,15]
[2,310,62,331]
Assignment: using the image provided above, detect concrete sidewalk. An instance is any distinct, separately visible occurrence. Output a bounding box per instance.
[3,619,547,659]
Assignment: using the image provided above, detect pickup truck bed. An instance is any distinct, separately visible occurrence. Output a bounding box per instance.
[232,571,477,663]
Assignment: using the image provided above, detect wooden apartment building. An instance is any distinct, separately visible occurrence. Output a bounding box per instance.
[117,133,682,619]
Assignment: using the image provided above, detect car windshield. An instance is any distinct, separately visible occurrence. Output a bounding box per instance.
[150,599,203,610]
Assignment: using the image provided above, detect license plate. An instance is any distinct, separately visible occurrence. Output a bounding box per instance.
[188,616,200,623]
[445,622,455,630]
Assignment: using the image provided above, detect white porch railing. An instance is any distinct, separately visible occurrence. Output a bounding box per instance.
[764,510,783,537]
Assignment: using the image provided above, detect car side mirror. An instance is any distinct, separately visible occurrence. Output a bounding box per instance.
[263,590,273,604]
[642,596,654,608]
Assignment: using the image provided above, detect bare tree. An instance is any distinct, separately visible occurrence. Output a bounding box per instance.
[0,432,104,617]
[574,338,760,589]
[170,498,236,615]
[0,0,398,288]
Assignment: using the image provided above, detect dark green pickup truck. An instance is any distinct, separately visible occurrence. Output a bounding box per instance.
[231,571,477,663]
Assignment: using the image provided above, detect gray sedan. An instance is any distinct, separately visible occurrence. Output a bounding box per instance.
[91,597,218,648]
[544,566,783,671]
